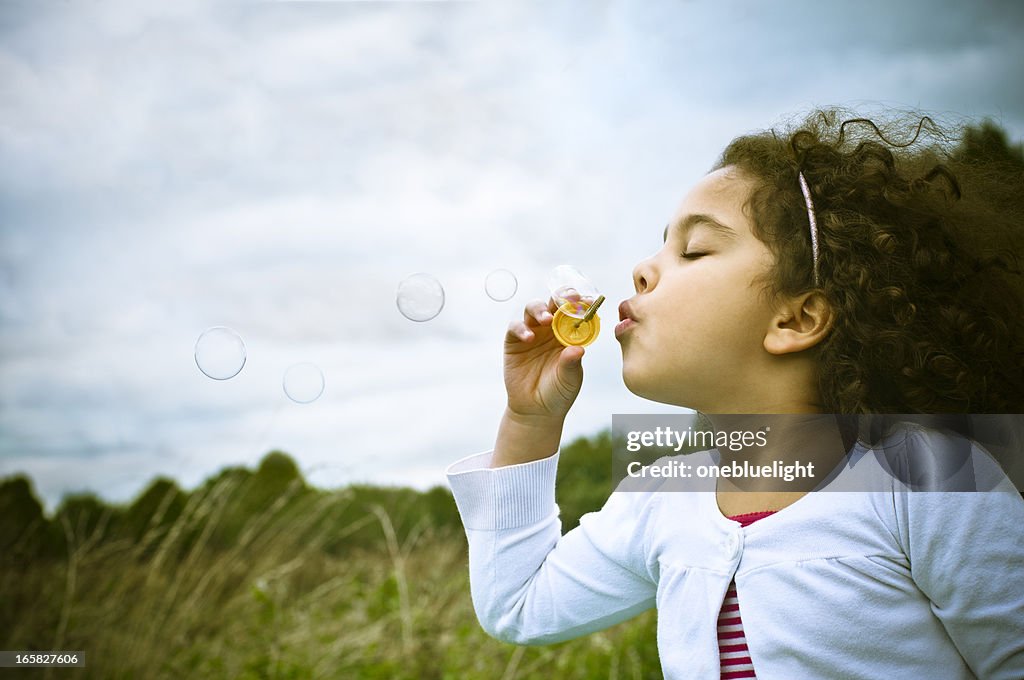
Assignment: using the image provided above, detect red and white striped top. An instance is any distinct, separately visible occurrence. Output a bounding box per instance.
[719,510,776,679]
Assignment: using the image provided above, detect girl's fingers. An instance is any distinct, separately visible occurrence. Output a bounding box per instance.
[508,298,562,342]
[524,300,554,328]
[505,320,534,343]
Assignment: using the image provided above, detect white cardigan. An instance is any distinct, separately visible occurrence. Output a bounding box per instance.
[445,425,1024,679]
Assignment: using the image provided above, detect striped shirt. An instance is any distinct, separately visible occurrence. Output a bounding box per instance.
[719,510,777,679]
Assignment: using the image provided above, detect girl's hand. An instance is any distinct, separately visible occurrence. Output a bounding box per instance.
[503,297,586,423]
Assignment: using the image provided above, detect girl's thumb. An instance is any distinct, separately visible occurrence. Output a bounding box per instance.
[558,346,585,375]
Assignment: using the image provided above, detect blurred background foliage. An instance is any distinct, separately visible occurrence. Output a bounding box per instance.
[0,432,614,566]
[1,430,663,679]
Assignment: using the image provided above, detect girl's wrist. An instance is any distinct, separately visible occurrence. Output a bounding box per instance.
[502,407,565,430]
[491,408,565,468]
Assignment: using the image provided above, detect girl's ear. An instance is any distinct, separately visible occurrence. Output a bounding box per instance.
[763,292,833,355]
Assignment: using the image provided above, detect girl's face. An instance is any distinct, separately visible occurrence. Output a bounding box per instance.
[616,165,784,412]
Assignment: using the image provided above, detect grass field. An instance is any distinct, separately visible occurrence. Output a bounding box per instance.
[1,434,663,679]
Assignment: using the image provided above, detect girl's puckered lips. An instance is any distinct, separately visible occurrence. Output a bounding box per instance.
[618,300,639,322]
[616,300,638,339]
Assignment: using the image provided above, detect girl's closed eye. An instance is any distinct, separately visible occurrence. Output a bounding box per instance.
[680,249,709,260]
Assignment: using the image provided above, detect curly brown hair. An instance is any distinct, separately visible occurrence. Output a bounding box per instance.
[713,107,1024,413]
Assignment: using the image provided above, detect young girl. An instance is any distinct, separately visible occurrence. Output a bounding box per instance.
[445,108,1024,679]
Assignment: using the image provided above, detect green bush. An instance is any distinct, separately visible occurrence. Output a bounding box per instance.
[0,432,662,679]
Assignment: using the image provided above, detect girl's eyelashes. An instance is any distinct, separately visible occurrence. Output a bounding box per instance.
[680,252,708,260]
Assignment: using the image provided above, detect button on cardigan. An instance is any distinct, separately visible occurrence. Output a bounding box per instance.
[445,426,1024,679]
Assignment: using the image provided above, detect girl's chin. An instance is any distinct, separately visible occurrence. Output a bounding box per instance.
[623,365,697,408]
[622,366,664,401]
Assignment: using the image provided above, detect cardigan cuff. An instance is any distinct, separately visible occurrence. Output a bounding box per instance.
[445,449,560,531]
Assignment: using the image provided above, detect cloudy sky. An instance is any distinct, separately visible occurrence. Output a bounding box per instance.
[2,0,1022,511]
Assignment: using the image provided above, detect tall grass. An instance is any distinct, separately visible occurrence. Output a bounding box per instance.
[1,445,662,679]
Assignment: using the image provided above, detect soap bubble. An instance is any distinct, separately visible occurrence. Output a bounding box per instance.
[396,272,445,322]
[194,326,246,380]
[546,265,600,319]
[283,362,325,404]
[484,268,518,302]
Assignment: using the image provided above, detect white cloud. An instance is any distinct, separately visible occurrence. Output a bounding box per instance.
[1,0,1022,511]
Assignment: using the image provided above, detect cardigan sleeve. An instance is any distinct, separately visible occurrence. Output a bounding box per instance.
[445,449,659,645]
[893,430,1024,679]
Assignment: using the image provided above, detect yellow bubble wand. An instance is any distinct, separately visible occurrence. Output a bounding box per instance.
[552,294,605,347]
[574,295,605,328]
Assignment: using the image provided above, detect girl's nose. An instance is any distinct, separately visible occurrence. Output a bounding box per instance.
[632,260,652,293]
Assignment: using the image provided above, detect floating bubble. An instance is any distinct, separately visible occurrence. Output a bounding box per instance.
[484,268,518,302]
[283,362,325,404]
[194,326,246,380]
[396,272,445,322]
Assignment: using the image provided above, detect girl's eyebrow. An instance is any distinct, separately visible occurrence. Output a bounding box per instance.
[663,213,739,243]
